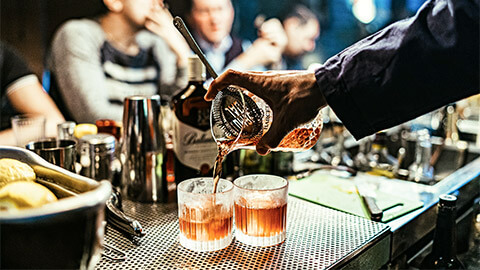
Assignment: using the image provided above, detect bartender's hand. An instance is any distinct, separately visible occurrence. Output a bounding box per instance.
[145,2,190,67]
[205,69,327,155]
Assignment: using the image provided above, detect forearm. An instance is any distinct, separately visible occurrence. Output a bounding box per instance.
[317,0,479,139]
[8,79,65,139]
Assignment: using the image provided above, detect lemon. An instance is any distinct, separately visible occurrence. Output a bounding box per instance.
[0,158,36,188]
[0,181,57,211]
[74,123,97,139]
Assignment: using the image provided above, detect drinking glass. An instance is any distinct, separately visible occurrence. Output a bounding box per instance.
[211,87,323,155]
[11,114,46,147]
[233,174,288,246]
[177,177,234,251]
[57,121,76,140]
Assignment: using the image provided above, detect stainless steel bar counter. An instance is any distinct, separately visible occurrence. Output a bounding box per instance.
[95,196,390,269]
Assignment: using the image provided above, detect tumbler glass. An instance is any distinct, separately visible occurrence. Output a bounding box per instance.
[233,174,288,247]
[211,87,323,155]
[11,114,46,147]
[177,177,234,252]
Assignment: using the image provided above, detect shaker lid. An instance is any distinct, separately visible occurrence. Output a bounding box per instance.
[82,133,116,146]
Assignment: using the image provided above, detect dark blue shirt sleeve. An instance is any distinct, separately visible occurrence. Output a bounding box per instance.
[316,0,479,139]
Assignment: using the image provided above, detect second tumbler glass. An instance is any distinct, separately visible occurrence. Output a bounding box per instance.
[233,174,288,247]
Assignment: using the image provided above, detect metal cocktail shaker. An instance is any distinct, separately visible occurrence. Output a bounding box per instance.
[79,133,117,183]
[121,95,167,202]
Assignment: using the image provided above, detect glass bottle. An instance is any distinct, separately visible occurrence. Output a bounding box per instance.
[420,194,465,269]
[408,129,434,183]
[171,56,217,184]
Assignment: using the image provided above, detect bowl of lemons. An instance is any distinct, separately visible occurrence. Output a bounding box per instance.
[0,146,111,269]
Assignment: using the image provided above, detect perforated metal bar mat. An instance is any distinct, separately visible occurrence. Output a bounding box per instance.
[96,196,390,269]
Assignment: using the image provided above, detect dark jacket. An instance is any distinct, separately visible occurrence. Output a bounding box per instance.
[316,0,479,139]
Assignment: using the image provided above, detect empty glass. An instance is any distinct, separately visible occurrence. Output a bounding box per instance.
[233,174,288,246]
[11,114,46,147]
[177,177,234,252]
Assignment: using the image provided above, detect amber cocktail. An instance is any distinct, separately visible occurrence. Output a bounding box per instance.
[233,174,288,246]
[177,178,233,251]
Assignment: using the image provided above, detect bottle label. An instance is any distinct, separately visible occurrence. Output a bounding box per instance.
[172,116,217,170]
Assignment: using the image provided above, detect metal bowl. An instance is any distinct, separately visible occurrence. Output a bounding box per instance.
[0,146,111,269]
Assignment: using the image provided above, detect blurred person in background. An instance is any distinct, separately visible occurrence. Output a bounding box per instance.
[205,0,479,155]
[182,0,286,178]
[47,0,190,123]
[278,4,320,70]
[0,42,65,146]
[185,0,287,80]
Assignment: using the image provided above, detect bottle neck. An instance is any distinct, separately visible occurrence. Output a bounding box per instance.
[187,64,205,87]
[431,205,457,260]
[187,67,205,82]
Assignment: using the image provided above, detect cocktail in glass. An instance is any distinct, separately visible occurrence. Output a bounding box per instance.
[233,174,288,246]
[177,177,234,251]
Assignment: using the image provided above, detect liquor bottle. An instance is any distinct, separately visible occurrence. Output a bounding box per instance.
[171,56,217,184]
[420,194,465,269]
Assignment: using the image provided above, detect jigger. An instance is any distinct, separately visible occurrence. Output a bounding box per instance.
[121,95,167,202]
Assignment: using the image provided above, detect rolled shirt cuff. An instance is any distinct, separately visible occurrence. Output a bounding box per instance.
[315,65,375,140]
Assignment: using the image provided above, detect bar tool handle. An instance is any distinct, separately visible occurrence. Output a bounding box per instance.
[173,16,219,79]
[362,196,383,221]
[106,196,146,237]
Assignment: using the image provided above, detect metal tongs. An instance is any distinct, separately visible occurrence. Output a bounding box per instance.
[106,187,146,238]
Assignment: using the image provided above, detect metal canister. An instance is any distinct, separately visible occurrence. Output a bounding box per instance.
[80,133,116,182]
[121,95,167,202]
